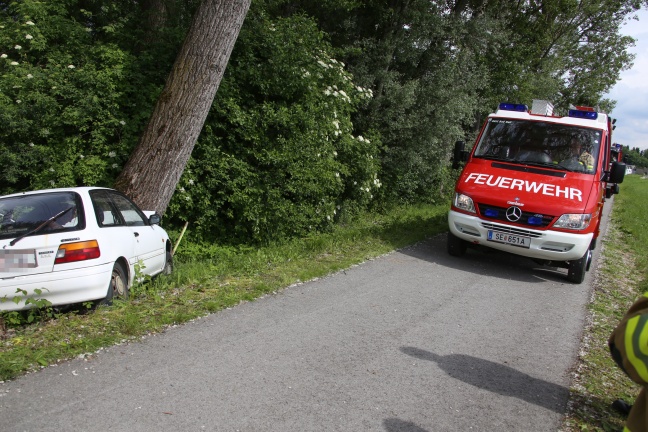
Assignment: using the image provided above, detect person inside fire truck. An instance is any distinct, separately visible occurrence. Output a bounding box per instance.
[559,137,595,172]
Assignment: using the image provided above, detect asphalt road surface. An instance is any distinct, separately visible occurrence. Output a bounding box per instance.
[0,203,613,432]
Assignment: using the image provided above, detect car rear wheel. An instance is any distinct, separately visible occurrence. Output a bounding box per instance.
[97,262,129,306]
[567,249,591,284]
[447,232,468,257]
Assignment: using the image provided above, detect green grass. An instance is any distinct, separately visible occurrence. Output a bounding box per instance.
[561,174,648,432]
[0,203,449,381]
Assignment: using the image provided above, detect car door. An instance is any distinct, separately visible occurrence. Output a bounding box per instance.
[106,191,166,275]
[90,190,137,267]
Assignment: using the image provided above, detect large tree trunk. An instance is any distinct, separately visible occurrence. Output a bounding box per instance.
[115,0,251,214]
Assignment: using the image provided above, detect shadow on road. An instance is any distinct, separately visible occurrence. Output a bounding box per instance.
[398,233,571,285]
[400,346,568,413]
[383,418,429,432]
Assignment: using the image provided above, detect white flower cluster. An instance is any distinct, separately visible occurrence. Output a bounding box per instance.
[355,85,373,100]
[324,85,352,104]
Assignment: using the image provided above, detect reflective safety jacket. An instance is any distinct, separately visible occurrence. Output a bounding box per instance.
[609,293,648,432]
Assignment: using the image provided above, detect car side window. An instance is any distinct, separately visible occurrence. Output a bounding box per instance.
[90,191,122,227]
[108,192,147,227]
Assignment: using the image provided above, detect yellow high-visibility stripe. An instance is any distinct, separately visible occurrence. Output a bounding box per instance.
[625,315,648,382]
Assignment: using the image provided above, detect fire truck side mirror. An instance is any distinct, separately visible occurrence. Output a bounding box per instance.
[608,161,626,184]
[452,140,468,169]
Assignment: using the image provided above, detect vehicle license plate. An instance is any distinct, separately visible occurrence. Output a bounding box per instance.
[0,249,37,271]
[487,231,531,248]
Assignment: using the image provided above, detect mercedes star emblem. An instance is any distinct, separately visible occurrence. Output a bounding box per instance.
[506,206,523,222]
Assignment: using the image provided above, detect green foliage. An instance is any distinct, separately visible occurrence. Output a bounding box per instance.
[0,0,187,195]
[622,146,648,168]
[0,1,134,192]
[165,12,381,243]
[0,287,58,326]
[0,0,643,246]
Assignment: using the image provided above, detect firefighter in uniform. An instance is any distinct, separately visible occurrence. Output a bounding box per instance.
[569,137,595,171]
[609,293,648,432]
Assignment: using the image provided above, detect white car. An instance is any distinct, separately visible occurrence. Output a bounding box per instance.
[0,187,172,311]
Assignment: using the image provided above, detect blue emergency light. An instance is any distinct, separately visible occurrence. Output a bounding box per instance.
[527,216,544,226]
[499,103,528,112]
[568,109,598,120]
[484,209,499,218]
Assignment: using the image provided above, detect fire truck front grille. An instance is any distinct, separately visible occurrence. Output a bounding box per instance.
[481,222,544,238]
[477,204,555,228]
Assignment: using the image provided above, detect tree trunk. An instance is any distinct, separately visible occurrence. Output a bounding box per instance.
[114,0,251,214]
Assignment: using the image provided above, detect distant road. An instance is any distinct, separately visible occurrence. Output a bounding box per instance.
[0,203,611,431]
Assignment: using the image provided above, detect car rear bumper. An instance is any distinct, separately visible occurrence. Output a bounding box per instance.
[0,262,112,311]
[448,210,592,261]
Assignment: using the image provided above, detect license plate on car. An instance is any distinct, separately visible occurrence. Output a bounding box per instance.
[487,231,531,248]
[0,249,37,271]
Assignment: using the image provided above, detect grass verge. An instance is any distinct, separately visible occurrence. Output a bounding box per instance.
[0,203,449,381]
[561,174,648,432]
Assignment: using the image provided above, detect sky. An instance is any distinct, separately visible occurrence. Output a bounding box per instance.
[606,7,648,151]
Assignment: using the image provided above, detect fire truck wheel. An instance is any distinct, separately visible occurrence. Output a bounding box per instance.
[567,249,591,284]
[447,232,467,257]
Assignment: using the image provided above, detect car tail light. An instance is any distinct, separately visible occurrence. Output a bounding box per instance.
[55,240,101,264]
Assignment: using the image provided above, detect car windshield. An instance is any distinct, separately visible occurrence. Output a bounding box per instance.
[0,192,82,240]
[473,118,602,174]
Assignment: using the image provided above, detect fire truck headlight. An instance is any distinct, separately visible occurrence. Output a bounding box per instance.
[454,193,476,213]
[553,214,592,230]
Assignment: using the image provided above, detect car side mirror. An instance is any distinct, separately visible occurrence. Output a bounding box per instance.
[149,213,161,225]
[452,140,469,169]
[608,161,626,184]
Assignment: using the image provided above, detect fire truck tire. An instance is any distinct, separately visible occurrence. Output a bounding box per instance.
[567,249,591,284]
[447,232,467,257]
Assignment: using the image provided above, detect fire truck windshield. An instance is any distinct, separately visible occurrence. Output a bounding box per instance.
[474,118,602,174]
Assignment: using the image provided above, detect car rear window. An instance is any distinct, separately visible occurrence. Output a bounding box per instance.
[0,192,84,240]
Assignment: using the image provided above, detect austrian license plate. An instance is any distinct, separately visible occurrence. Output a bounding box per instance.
[487,231,531,248]
[0,249,37,271]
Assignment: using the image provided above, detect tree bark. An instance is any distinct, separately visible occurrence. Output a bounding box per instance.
[115,0,251,214]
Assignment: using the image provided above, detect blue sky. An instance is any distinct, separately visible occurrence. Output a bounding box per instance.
[606,8,648,151]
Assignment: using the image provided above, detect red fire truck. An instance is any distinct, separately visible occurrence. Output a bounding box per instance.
[448,100,626,283]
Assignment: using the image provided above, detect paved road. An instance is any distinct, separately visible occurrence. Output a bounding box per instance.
[0,204,612,431]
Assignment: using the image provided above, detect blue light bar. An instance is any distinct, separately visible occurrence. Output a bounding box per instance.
[527,216,544,226]
[499,103,528,112]
[484,209,499,218]
[568,109,598,120]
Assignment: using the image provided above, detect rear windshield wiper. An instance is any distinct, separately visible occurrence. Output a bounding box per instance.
[9,207,73,247]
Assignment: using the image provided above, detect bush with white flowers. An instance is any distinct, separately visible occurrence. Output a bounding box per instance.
[165,13,381,243]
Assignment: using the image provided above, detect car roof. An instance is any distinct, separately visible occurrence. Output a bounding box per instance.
[1,186,114,199]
